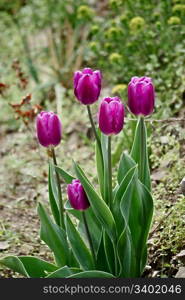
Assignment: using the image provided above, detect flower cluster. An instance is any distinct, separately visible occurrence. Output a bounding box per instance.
[36,68,155,212]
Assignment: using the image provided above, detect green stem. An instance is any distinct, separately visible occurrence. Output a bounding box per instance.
[82,211,96,267]
[139,116,146,184]
[51,148,65,229]
[108,136,113,208]
[87,105,101,149]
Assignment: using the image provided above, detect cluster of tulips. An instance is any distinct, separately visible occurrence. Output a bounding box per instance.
[0,68,155,278]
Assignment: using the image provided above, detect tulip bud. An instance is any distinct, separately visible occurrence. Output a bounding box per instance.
[74,68,101,105]
[36,111,62,147]
[67,179,90,211]
[98,97,124,135]
[128,76,155,116]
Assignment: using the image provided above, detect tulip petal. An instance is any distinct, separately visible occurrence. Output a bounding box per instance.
[36,115,50,147]
[99,100,113,135]
[98,97,124,135]
[49,114,62,147]
[74,71,82,89]
[74,68,101,105]
[128,77,155,116]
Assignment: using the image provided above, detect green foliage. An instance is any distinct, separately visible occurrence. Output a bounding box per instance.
[37,203,69,267]
[86,0,185,118]
[0,256,58,277]
[65,214,94,270]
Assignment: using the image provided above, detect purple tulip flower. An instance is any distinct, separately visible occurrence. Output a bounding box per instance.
[36,111,62,147]
[67,179,90,211]
[98,97,124,135]
[128,76,155,116]
[74,67,101,105]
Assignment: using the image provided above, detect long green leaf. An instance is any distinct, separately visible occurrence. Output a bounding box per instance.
[65,200,102,255]
[117,153,136,184]
[67,270,115,278]
[103,232,115,275]
[95,139,104,198]
[113,166,137,236]
[65,214,94,271]
[74,162,117,242]
[78,209,102,255]
[120,168,153,275]
[117,228,137,277]
[130,117,151,190]
[96,232,110,272]
[64,200,82,220]
[19,256,58,277]
[0,256,58,278]
[0,256,29,277]
[55,165,75,184]
[38,203,69,267]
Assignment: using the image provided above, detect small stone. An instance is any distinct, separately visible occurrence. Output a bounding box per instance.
[0,241,9,250]
[175,250,185,263]
[175,267,185,278]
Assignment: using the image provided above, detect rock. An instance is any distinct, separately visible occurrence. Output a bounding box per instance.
[0,241,9,251]
[151,170,167,182]
[19,244,34,255]
[160,136,169,144]
[175,267,185,278]
[175,250,185,263]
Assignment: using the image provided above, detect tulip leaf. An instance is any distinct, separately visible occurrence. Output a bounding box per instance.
[65,200,102,254]
[95,139,104,198]
[68,248,80,268]
[17,256,58,277]
[101,133,109,204]
[0,256,58,278]
[49,162,60,226]
[55,165,75,184]
[117,227,137,277]
[117,153,136,184]
[113,166,137,236]
[0,256,29,277]
[78,208,102,255]
[103,231,116,275]
[120,168,153,275]
[65,214,94,271]
[67,270,115,278]
[74,162,117,242]
[96,232,110,272]
[131,117,151,191]
[38,203,69,267]
[46,266,82,278]
[64,200,82,220]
